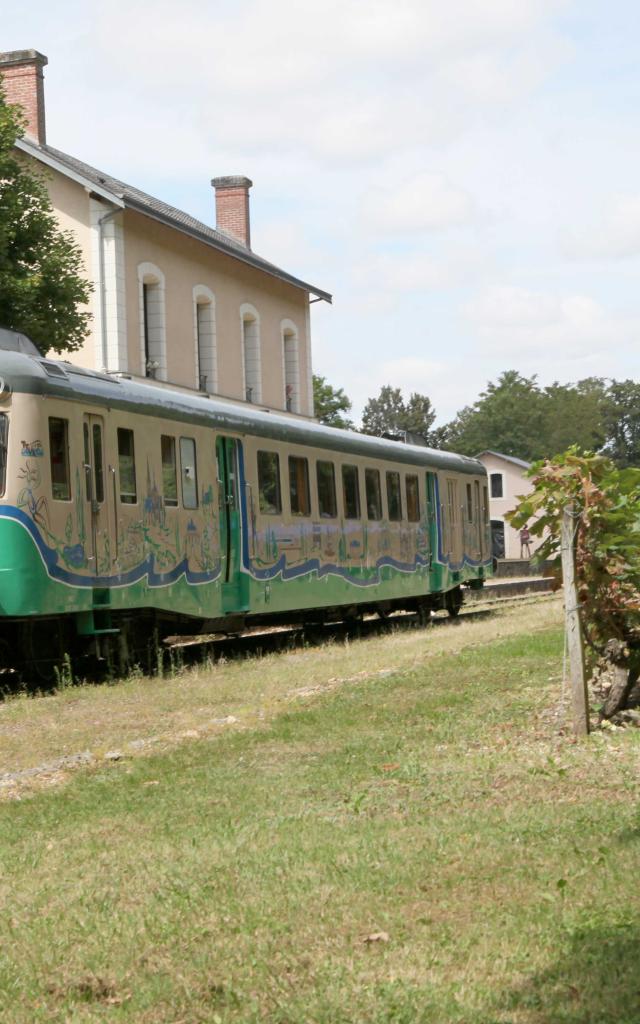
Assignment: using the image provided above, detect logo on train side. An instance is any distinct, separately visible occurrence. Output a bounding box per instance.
[21,439,44,457]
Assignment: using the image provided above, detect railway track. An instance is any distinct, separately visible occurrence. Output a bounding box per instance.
[159,582,558,668]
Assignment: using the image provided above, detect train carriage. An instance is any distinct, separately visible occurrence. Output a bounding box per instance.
[0,330,492,675]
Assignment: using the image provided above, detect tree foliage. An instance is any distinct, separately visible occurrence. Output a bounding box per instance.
[361,386,436,444]
[508,449,640,699]
[0,79,93,354]
[312,374,354,429]
[443,371,639,467]
[601,380,640,468]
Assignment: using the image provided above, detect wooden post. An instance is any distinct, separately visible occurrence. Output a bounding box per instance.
[561,505,590,736]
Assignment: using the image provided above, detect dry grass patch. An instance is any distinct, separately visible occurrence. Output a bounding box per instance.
[0,598,561,796]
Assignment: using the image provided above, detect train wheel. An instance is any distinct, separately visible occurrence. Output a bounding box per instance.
[445,587,463,618]
[416,603,432,628]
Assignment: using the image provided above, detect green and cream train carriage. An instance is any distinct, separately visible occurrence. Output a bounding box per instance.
[0,330,492,673]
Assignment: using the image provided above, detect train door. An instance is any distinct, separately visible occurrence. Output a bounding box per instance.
[216,436,248,612]
[426,472,438,559]
[474,480,483,560]
[82,413,111,573]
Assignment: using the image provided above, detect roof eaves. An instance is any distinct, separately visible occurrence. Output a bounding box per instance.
[15,138,125,207]
[122,193,332,302]
[477,449,531,469]
[17,138,332,303]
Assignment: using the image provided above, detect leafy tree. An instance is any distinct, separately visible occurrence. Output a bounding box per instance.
[443,371,615,463]
[508,448,640,717]
[361,386,436,443]
[0,79,92,354]
[542,378,607,457]
[312,374,354,429]
[601,380,640,468]
[445,371,545,460]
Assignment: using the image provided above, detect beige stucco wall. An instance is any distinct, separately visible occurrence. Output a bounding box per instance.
[32,157,313,416]
[121,210,311,412]
[34,163,97,367]
[478,453,541,560]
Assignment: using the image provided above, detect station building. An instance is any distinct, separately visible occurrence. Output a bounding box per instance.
[476,450,542,561]
[0,49,331,417]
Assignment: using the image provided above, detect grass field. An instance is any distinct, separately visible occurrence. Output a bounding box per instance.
[1,598,639,1023]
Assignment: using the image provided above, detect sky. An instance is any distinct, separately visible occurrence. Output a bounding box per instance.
[4,0,640,424]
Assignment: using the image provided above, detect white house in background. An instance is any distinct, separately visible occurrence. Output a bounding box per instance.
[477,450,541,560]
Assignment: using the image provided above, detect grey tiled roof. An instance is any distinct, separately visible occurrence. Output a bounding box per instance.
[477,450,531,469]
[17,138,331,302]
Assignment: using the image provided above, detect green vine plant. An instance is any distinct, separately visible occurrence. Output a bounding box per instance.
[507,448,640,720]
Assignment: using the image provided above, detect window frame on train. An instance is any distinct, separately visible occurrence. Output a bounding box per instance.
[0,414,7,498]
[316,459,337,518]
[405,473,420,522]
[365,467,382,521]
[257,450,282,515]
[117,427,138,505]
[386,470,402,522]
[161,434,179,508]
[180,437,199,510]
[341,464,361,520]
[49,417,71,502]
[288,454,310,517]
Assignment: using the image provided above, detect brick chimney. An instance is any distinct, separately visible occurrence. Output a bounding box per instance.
[211,176,253,249]
[0,49,48,145]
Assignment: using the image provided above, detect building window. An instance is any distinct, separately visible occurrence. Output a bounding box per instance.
[180,438,199,509]
[342,465,360,520]
[490,473,503,499]
[365,468,382,521]
[138,262,166,380]
[282,320,300,413]
[161,435,178,507]
[406,474,420,522]
[316,461,337,518]
[193,286,217,393]
[289,455,310,516]
[117,428,137,504]
[49,418,71,501]
[241,303,261,403]
[386,471,402,521]
[258,451,281,514]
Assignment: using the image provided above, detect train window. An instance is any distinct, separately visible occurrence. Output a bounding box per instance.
[161,435,178,507]
[0,414,7,497]
[316,460,337,518]
[406,474,420,522]
[342,465,360,519]
[490,473,503,498]
[49,418,71,501]
[466,483,473,522]
[93,425,105,504]
[180,438,199,509]
[288,455,310,516]
[365,468,382,521]
[386,471,402,521]
[483,485,489,524]
[258,451,281,514]
[83,423,90,501]
[117,428,137,504]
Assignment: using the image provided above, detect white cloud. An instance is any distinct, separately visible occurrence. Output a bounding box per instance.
[362,173,475,233]
[563,194,640,260]
[466,285,640,361]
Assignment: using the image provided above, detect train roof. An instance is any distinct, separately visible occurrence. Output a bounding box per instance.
[0,346,485,477]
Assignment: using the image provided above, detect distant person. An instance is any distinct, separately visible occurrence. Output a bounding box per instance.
[520,526,532,559]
